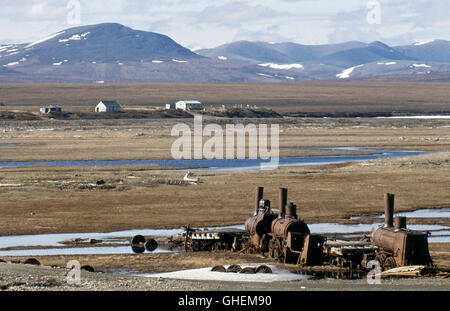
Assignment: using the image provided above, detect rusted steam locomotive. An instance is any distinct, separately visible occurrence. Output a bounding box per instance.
[243,187,310,264]
[242,187,433,270]
[370,193,433,270]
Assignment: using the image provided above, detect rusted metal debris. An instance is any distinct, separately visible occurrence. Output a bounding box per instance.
[131,235,158,254]
[132,187,439,276]
[210,264,272,274]
[60,238,103,245]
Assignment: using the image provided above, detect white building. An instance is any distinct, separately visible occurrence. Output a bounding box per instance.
[95,101,121,113]
[40,105,62,114]
[175,100,203,111]
[165,103,175,110]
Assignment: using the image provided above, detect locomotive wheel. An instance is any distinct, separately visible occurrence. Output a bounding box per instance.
[256,265,272,274]
[383,256,397,271]
[145,239,158,252]
[240,267,256,274]
[211,265,226,272]
[226,265,242,273]
[268,240,275,258]
[131,235,146,245]
[269,248,275,259]
[192,241,200,251]
[375,252,390,270]
[273,239,284,262]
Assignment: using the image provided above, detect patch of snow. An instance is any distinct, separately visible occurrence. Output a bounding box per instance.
[25,31,65,48]
[285,76,295,80]
[152,60,164,63]
[58,32,90,43]
[258,63,304,70]
[92,61,97,64]
[378,116,450,119]
[377,62,397,66]
[63,60,68,63]
[95,81,105,84]
[256,73,273,78]
[336,64,364,79]
[218,56,227,60]
[6,49,18,53]
[53,62,63,66]
[414,40,435,46]
[5,52,19,56]
[172,59,188,63]
[4,62,19,67]
[143,263,309,283]
[118,62,124,66]
[0,45,13,52]
[412,63,431,68]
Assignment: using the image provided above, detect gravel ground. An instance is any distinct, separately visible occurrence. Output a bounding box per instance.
[1,262,449,292]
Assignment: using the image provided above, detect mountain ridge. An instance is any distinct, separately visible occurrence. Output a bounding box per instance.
[1,23,450,82]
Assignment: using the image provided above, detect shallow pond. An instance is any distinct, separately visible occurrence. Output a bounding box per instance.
[350,208,450,220]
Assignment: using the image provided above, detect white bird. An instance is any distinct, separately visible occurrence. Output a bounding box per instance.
[183,171,199,184]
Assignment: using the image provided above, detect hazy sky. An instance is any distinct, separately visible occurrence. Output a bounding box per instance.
[1,0,449,49]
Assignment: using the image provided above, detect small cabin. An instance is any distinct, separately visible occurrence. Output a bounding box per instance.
[175,100,203,111]
[96,101,121,113]
[166,103,175,110]
[40,105,62,114]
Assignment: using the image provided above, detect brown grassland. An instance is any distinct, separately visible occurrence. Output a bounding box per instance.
[0,118,449,236]
[0,83,449,278]
[1,82,450,114]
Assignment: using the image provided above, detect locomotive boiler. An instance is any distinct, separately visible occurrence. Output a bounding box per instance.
[370,193,433,270]
[244,186,278,253]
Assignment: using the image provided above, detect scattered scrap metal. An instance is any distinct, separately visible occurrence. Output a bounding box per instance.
[131,187,442,278]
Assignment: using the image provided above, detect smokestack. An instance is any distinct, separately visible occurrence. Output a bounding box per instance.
[384,193,395,228]
[395,216,407,231]
[255,187,264,211]
[279,188,287,217]
[286,202,297,218]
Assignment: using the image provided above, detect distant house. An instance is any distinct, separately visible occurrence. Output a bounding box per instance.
[175,100,203,111]
[95,101,121,113]
[165,103,175,110]
[40,105,62,114]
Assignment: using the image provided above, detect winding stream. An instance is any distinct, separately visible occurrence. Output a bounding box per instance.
[0,147,432,170]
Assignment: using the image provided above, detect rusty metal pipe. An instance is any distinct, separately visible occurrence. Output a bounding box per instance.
[255,187,264,211]
[286,202,297,218]
[279,188,287,217]
[384,193,395,228]
[395,216,407,231]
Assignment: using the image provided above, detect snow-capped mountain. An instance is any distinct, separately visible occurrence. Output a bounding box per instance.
[1,23,450,82]
[0,23,304,83]
[197,39,450,81]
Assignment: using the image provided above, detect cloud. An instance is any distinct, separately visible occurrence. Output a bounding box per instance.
[326,0,450,45]
[0,0,448,47]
